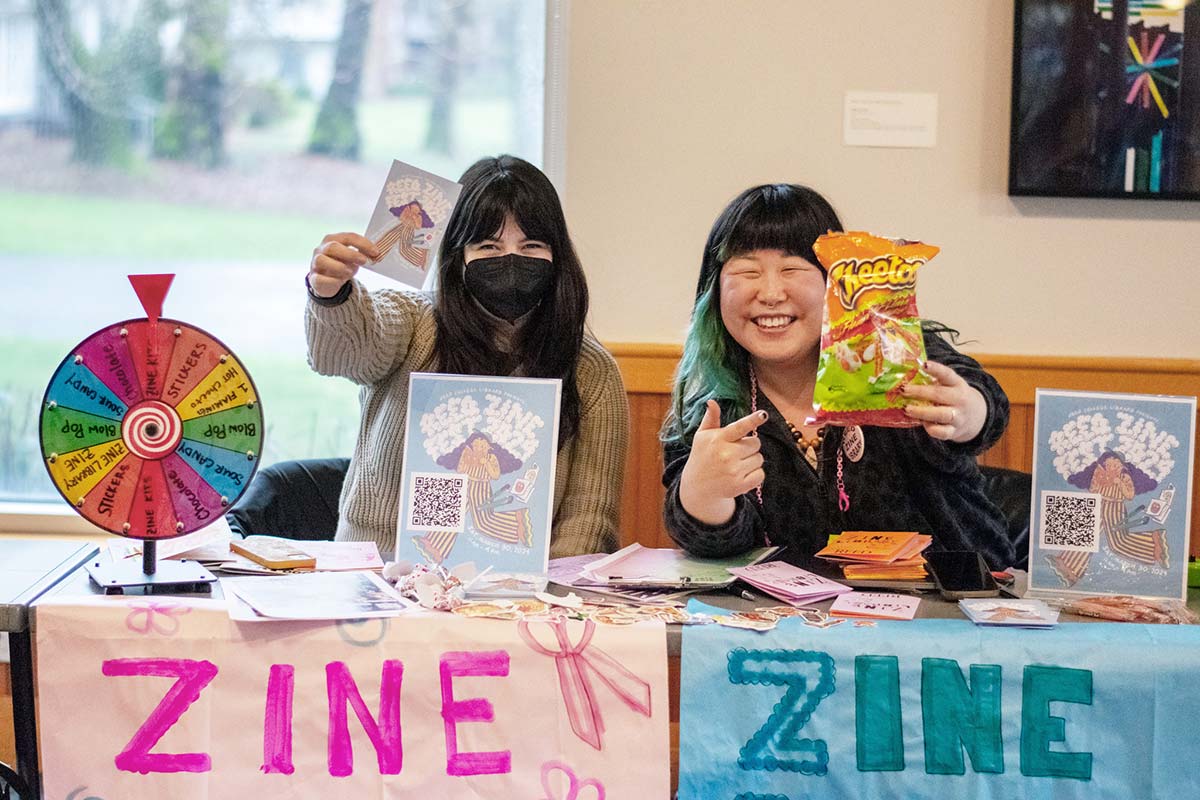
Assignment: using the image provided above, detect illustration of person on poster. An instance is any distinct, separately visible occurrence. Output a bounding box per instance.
[1030,390,1195,599]
[400,374,559,579]
[447,432,533,548]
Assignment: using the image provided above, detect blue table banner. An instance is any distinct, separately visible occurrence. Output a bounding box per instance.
[679,616,1200,800]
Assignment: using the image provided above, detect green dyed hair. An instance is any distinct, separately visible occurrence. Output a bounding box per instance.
[662,183,842,445]
[663,278,752,444]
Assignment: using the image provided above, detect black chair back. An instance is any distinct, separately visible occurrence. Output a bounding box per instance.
[225,458,350,541]
[0,762,29,800]
[979,465,1032,569]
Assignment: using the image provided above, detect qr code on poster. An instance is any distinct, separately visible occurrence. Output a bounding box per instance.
[406,472,468,532]
[1038,490,1102,553]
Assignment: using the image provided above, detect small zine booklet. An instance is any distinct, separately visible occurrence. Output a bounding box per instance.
[958,598,1059,628]
[396,373,561,595]
[728,561,852,606]
[829,591,921,621]
[230,536,316,570]
[815,530,930,564]
[548,554,700,605]
[363,160,462,288]
[1028,389,1195,601]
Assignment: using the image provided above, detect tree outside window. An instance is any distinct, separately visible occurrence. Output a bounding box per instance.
[0,0,547,502]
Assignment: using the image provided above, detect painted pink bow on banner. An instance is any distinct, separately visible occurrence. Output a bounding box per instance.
[517,617,651,750]
[539,760,606,800]
[125,600,191,636]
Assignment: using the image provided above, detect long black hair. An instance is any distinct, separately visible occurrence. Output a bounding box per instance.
[664,184,843,443]
[431,155,588,444]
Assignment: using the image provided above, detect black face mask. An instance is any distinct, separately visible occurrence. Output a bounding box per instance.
[464,254,555,321]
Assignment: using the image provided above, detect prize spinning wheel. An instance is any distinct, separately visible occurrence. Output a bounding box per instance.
[39,275,263,589]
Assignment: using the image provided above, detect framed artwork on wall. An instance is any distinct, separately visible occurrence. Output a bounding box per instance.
[1009,0,1200,199]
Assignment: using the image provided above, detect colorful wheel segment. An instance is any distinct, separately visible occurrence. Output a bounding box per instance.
[40,317,263,539]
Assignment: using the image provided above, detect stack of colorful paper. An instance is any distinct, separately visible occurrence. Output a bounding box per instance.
[815,530,931,581]
[727,561,853,606]
[577,542,779,589]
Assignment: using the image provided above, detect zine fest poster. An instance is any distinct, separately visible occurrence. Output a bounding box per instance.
[1029,389,1196,600]
[363,160,462,290]
[397,373,561,587]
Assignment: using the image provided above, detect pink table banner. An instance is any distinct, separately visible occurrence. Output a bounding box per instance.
[35,595,669,799]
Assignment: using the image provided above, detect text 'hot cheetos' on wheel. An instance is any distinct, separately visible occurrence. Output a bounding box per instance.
[40,314,263,540]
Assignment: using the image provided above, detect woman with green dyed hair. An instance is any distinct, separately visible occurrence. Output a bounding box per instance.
[660,184,1018,569]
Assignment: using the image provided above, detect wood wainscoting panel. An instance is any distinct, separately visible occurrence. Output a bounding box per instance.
[608,344,1200,558]
[620,393,674,549]
[0,662,13,769]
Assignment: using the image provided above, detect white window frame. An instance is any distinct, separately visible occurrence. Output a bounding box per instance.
[0,501,99,535]
[543,0,569,196]
[1,0,572,537]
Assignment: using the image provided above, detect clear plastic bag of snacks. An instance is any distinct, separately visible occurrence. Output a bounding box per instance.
[1052,594,1198,625]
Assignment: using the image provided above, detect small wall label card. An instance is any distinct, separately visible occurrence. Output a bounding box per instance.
[397,373,561,592]
[843,91,938,148]
[1028,389,1195,600]
[363,160,462,288]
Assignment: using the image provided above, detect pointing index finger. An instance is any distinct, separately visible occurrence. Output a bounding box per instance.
[724,409,769,441]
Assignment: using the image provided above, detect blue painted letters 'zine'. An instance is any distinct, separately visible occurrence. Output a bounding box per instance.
[679,617,1200,799]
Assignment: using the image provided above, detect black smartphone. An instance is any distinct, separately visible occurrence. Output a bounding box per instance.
[926,550,999,600]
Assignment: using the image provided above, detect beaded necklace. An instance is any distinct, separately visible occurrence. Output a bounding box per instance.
[784,420,825,468]
[749,366,851,513]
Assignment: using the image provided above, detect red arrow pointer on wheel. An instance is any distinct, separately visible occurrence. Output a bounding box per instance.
[128,274,175,325]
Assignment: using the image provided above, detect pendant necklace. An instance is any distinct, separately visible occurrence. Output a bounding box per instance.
[784,419,824,470]
[749,365,853,512]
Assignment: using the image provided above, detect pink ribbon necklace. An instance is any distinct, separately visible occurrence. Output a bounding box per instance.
[748,365,851,513]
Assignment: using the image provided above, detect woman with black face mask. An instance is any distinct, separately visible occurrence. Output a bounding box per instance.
[305,155,629,558]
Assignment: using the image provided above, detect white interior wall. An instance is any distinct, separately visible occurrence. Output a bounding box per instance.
[562,0,1200,357]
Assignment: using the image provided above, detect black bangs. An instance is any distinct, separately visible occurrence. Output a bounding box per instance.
[695,183,843,298]
[714,184,840,266]
[448,159,564,250]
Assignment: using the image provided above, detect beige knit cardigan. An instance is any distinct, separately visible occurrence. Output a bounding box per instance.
[305,281,629,558]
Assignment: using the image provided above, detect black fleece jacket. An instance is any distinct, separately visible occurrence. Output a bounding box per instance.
[661,332,1018,570]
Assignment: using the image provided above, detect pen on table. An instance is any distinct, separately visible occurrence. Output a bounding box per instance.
[728,581,758,602]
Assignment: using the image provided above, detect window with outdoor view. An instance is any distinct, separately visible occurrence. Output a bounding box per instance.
[0,0,548,506]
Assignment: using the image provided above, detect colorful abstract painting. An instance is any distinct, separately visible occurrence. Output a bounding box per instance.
[1010,0,1200,198]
